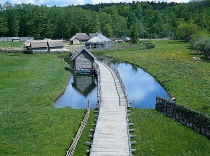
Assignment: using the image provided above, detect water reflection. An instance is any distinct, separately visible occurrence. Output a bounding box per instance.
[55,73,97,109]
[110,60,170,108]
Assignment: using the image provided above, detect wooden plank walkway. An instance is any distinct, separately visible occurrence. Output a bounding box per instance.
[90,60,131,156]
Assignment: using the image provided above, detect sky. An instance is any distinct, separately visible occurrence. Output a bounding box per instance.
[0,0,190,6]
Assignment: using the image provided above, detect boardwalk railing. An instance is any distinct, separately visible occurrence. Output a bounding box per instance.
[93,61,101,105]
[156,96,210,140]
[110,65,129,106]
[66,102,91,156]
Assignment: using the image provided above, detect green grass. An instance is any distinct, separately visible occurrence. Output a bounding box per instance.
[130,108,210,156]
[0,52,89,155]
[94,40,210,116]
[0,41,24,49]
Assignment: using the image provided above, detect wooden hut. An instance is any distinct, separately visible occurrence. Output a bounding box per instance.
[70,48,95,72]
[48,40,64,51]
[30,40,48,51]
[70,33,90,44]
[23,39,64,52]
[85,33,112,49]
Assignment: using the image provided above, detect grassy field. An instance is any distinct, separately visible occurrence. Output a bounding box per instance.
[0,52,94,155]
[130,108,210,156]
[0,41,24,50]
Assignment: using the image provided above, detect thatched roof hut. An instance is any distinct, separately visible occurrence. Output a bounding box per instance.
[23,39,64,52]
[30,40,48,51]
[85,33,112,49]
[70,48,95,71]
[70,33,90,44]
[48,40,64,50]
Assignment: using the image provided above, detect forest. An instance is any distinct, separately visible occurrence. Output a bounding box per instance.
[0,0,210,41]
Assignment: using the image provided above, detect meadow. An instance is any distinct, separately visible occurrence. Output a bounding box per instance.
[0,41,210,155]
[0,52,94,155]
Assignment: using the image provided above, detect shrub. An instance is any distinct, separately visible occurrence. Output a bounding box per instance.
[190,31,210,54]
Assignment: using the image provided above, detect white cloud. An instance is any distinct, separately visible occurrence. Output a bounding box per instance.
[1,0,190,6]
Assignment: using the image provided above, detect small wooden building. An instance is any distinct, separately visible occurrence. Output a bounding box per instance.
[85,33,112,49]
[48,40,64,51]
[70,33,90,44]
[30,40,48,51]
[23,39,64,52]
[70,48,95,72]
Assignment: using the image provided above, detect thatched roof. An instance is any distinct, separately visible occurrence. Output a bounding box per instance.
[86,36,104,44]
[70,33,90,41]
[30,40,48,48]
[24,39,63,49]
[70,35,79,41]
[87,33,112,44]
[48,40,64,47]
[70,48,95,61]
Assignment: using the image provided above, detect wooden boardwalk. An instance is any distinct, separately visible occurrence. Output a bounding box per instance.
[89,60,131,156]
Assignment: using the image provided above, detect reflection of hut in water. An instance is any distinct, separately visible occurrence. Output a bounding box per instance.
[72,74,96,96]
[70,48,95,72]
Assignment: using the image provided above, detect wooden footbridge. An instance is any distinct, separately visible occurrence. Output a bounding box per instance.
[88,60,135,156]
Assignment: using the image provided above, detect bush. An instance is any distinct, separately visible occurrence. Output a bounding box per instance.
[190,31,210,54]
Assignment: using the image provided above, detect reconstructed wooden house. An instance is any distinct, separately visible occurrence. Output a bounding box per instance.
[48,40,64,51]
[70,33,90,44]
[70,48,95,72]
[30,40,48,51]
[23,39,64,52]
[85,33,112,49]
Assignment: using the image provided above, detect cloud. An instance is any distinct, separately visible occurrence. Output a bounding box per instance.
[1,0,190,6]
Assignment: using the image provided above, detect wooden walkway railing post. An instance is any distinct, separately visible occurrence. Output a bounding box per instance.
[66,101,91,156]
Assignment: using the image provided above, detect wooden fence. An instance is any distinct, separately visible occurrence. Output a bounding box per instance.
[93,61,101,105]
[156,96,210,139]
[0,37,34,42]
[66,102,91,156]
[110,64,129,106]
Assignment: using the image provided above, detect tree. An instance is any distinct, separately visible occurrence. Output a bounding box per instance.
[0,11,8,36]
[130,23,139,44]
[99,12,113,37]
[176,21,199,41]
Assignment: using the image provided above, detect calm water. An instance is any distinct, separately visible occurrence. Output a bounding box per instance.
[110,61,170,108]
[55,73,97,109]
[55,60,170,109]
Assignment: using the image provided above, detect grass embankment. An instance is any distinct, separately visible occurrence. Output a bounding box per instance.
[93,40,210,155]
[0,52,93,155]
